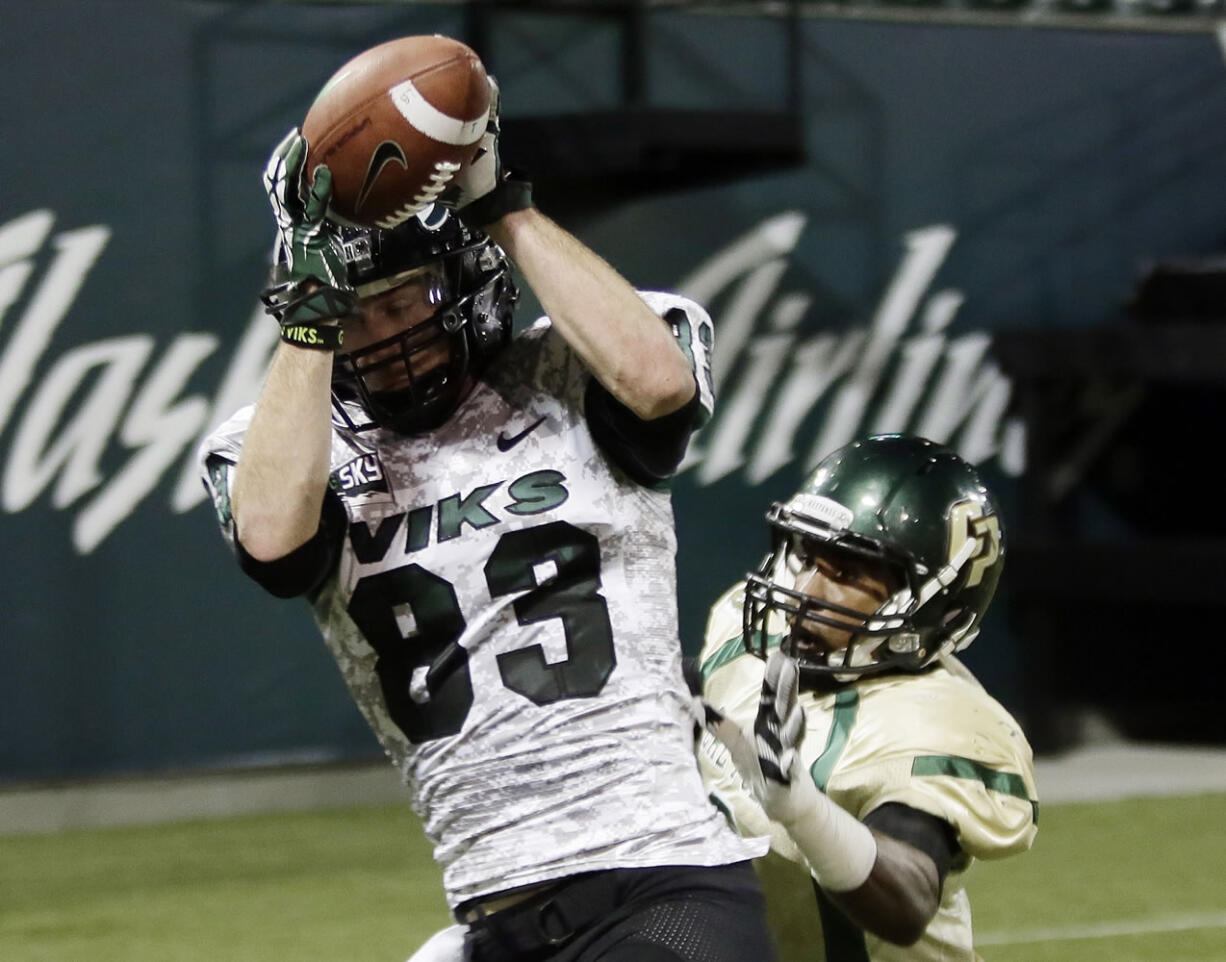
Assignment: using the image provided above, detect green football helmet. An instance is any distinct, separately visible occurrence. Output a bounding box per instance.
[743,434,1005,686]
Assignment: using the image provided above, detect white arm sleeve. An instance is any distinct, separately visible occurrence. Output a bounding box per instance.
[405,924,467,962]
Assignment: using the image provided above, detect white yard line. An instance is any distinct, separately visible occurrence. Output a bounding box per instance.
[979,911,1226,946]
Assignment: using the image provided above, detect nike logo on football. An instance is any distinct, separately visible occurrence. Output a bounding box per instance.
[496,417,546,452]
[356,141,408,214]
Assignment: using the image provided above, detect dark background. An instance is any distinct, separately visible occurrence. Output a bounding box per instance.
[3,0,1224,782]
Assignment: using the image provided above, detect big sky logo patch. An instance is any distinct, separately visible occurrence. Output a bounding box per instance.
[332,453,390,501]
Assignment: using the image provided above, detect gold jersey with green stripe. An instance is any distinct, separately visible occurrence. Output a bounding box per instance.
[697,582,1038,962]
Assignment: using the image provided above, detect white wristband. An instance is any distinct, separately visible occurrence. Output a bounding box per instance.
[782,776,878,892]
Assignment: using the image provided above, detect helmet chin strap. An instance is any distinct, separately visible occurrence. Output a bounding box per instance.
[916,534,980,606]
[818,585,912,672]
[827,635,886,674]
[868,536,983,670]
[936,650,984,688]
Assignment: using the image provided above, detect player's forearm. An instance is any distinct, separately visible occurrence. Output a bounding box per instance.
[823,831,941,946]
[486,207,695,420]
[758,756,937,943]
[781,794,940,944]
[232,341,335,560]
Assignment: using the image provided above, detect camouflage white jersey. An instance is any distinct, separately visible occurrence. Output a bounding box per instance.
[697,582,1038,962]
[200,293,764,908]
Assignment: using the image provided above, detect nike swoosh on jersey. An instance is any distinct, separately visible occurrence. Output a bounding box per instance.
[356,141,408,214]
[496,416,546,452]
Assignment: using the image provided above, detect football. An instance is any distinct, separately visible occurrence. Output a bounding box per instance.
[301,35,490,229]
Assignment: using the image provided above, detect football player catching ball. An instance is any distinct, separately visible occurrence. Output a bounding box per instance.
[199,73,774,962]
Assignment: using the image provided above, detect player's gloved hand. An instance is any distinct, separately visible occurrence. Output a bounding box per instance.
[705,648,821,827]
[707,648,879,891]
[263,127,350,290]
[445,77,533,229]
[261,128,356,342]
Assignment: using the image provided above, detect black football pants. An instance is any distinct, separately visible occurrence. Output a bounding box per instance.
[461,861,777,962]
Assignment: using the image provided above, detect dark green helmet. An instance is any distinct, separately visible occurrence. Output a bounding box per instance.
[330,205,518,435]
[743,434,1004,686]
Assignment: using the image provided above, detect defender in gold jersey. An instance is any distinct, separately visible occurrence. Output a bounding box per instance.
[698,434,1037,961]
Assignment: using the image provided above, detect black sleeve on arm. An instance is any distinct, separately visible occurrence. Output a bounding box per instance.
[864,803,961,886]
[681,656,702,696]
[584,377,702,487]
[234,490,347,599]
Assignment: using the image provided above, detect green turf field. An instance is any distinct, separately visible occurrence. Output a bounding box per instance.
[3,793,1225,961]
